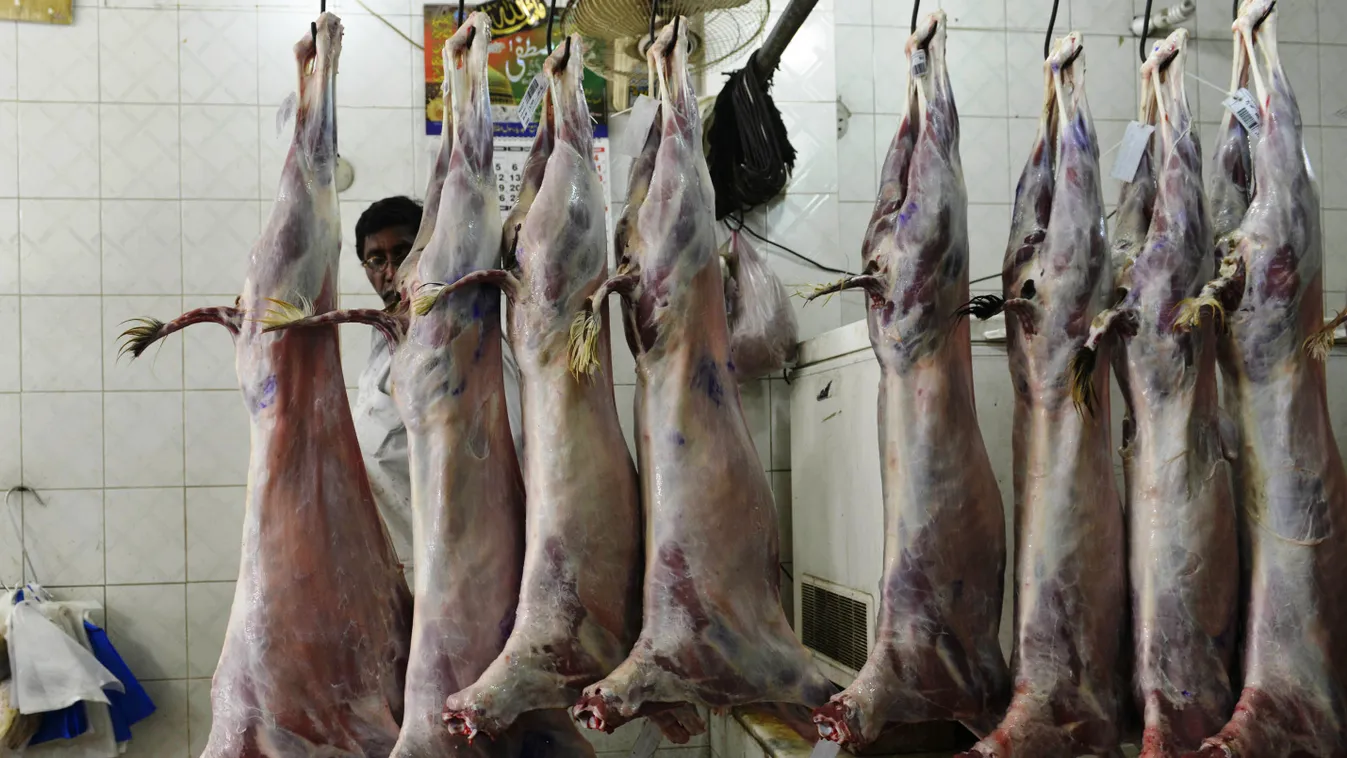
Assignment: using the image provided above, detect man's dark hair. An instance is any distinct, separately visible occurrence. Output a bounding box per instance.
[355,196,423,260]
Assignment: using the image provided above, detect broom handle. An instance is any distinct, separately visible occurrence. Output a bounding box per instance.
[752,0,820,78]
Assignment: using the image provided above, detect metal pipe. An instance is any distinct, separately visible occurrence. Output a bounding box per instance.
[752,0,819,79]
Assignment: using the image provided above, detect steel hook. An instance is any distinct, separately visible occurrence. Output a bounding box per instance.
[1044,0,1060,59]
[547,0,558,54]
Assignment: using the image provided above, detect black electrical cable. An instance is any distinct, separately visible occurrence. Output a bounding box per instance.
[910,0,920,33]
[727,214,855,277]
[1140,0,1154,61]
[1044,0,1060,58]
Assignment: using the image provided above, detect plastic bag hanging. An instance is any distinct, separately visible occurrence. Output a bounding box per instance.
[723,230,799,381]
[7,600,123,715]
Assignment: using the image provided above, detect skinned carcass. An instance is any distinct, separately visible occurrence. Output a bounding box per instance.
[434,36,702,745]
[1175,3,1347,756]
[955,33,1125,758]
[119,14,415,756]
[261,14,594,757]
[722,230,799,381]
[804,12,1010,751]
[566,18,834,733]
[1072,30,1239,757]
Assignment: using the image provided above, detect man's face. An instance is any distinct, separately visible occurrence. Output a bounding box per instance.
[361,226,415,308]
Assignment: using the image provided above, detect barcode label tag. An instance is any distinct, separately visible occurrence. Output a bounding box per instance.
[276,92,297,137]
[627,721,662,758]
[1110,120,1156,183]
[911,49,929,77]
[1223,87,1261,136]
[623,94,660,156]
[811,740,842,758]
[515,73,547,129]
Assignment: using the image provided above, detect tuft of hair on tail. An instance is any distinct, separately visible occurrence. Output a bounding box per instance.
[1069,344,1099,416]
[413,283,446,317]
[567,300,603,379]
[1304,309,1347,362]
[118,317,167,360]
[1173,293,1225,332]
[953,294,1006,323]
[257,296,316,331]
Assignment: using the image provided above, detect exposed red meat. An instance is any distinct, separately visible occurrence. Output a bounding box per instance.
[804,12,1010,751]
[119,14,414,756]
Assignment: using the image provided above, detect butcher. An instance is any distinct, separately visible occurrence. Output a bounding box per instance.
[350,195,524,572]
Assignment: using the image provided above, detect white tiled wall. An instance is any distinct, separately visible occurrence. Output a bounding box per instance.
[3,0,1346,756]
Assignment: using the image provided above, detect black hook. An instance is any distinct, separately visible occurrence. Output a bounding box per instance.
[1233,0,1239,20]
[458,0,465,24]
[1139,0,1154,61]
[1044,0,1060,59]
[311,20,317,39]
[668,14,679,56]
[910,0,919,33]
[649,0,658,48]
[547,0,558,54]
[319,0,324,12]
[557,35,572,71]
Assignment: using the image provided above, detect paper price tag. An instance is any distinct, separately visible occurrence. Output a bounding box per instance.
[911,49,929,78]
[515,73,548,130]
[1110,120,1156,183]
[623,95,660,157]
[810,739,842,758]
[627,721,662,758]
[1223,87,1261,137]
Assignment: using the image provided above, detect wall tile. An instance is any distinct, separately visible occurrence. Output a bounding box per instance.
[835,0,871,26]
[969,203,1012,285]
[0,473,21,587]
[1070,0,1134,35]
[1283,43,1321,127]
[99,9,180,104]
[1082,35,1139,122]
[339,293,381,390]
[19,199,101,294]
[104,295,184,391]
[767,193,846,273]
[256,11,311,116]
[1320,44,1347,128]
[769,378,791,471]
[0,299,17,394]
[873,0,915,28]
[182,200,259,295]
[1006,32,1048,119]
[185,486,245,581]
[102,200,183,295]
[23,489,104,586]
[1007,0,1066,32]
[335,108,417,202]
[105,583,188,679]
[100,104,181,199]
[187,581,234,677]
[17,8,99,102]
[181,105,262,200]
[946,30,1008,118]
[136,680,190,758]
[180,296,238,391]
[943,0,1006,30]
[18,103,101,198]
[1323,0,1347,45]
[0,23,15,101]
[1322,127,1347,209]
[1190,36,1233,126]
[780,103,839,194]
[341,14,415,109]
[105,487,185,583]
[21,392,103,489]
[871,26,908,115]
[774,7,837,104]
[1325,210,1347,295]
[21,296,102,391]
[0,394,19,497]
[837,200,871,266]
[184,391,249,486]
[0,105,16,198]
[180,10,260,105]
[961,117,1011,204]
[188,679,212,757]
[613,383,636,460]
[105,391,184,487]
[835,23,875,114]
[838,114,877,203]
[740,379,772,473]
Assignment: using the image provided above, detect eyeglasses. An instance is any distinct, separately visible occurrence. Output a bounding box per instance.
[361,255,395,270]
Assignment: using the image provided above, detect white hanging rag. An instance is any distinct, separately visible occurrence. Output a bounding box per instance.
[19,605,121,758]
[7,600,123,715]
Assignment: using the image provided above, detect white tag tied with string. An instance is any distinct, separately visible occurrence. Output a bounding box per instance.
[1223,87,1261,137]
[627,720,662,758]
[910,49,929,78]
[810,739,843,758]
[1110,121,1156,183]
[276,92,298,137]
[515,73,548,130]
[623,94,660,157]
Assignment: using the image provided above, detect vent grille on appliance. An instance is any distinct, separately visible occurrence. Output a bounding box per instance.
[800,579,870,672]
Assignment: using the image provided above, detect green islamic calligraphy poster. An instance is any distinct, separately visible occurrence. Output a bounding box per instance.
[424,0,609,138]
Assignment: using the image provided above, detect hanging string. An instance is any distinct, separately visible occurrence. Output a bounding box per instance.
[1044,0,1060,58]
[910,0,920,33]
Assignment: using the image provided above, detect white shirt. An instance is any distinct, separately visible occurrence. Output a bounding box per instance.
[352,328,523,570]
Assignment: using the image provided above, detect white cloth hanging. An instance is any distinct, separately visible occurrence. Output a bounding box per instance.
[6,600,122,715]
